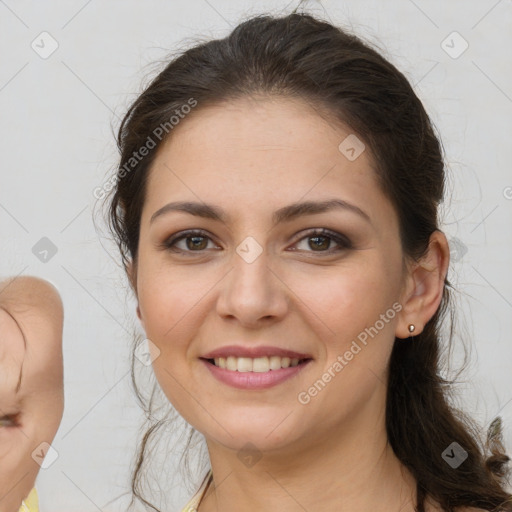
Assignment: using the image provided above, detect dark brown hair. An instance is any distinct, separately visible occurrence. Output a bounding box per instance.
[106,11,512,512]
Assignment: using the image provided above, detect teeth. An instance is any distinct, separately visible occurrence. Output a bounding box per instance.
[269,356,284,370]
[213,356,303,372]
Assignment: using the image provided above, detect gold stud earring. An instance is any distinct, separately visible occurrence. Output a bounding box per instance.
[408,324,415,334]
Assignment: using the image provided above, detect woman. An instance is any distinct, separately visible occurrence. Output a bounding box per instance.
[106,11,512,512]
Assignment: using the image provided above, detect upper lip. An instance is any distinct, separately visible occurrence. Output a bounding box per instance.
[201,345,313,360]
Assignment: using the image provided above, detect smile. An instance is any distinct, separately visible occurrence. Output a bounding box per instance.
[206,355,310,372]
[201,357,312,390]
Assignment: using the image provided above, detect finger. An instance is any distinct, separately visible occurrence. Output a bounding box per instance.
[0,306,26,417]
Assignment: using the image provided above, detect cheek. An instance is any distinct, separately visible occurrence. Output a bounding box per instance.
[136,256,214,355]
[290,258,400,340]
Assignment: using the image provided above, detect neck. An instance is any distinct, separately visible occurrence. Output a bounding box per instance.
[197,385,422,512]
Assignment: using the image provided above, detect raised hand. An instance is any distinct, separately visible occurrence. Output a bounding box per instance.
[0,277,64,512]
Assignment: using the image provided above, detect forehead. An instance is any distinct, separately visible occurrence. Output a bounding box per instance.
[157,95,363,163]
[143,96,395,228]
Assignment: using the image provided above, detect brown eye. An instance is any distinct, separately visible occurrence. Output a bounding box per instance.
[307,235,331,251]
[163,229,219,254]
[293,229,352,254]
[185,235,208,251]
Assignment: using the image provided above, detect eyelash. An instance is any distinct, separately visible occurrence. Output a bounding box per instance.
[162,228,352,256]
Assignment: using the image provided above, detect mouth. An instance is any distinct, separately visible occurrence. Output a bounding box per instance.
[200,356,313,372]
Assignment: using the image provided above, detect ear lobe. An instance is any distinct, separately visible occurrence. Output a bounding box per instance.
[395,231,450,339]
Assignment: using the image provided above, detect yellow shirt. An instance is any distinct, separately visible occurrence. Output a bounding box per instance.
[18,470,213,512]
[18,487,39,512]
[181,469,213,512]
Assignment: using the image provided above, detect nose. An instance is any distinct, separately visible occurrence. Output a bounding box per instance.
[215,244,289,328]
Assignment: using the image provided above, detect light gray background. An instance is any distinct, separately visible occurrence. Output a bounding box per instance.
[1,1,511,511]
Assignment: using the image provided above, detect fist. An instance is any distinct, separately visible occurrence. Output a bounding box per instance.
[0,276,64,512]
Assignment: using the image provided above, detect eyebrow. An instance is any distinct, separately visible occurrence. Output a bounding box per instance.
[150,198,371,226]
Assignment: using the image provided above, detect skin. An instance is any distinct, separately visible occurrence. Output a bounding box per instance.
[130,95,451,512]
[0,276,64,512]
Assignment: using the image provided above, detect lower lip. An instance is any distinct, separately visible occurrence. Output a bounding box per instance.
[201,358,312,390]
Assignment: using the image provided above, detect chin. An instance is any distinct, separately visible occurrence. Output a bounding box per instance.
[205,418,303,453]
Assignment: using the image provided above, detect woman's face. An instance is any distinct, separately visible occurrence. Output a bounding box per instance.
[134,96,409,454]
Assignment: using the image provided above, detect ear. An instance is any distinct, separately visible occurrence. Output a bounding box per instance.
[395,230,450,339]
[126,260,144,326]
